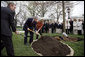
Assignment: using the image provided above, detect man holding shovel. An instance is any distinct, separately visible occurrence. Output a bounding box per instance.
[23,17,39,45]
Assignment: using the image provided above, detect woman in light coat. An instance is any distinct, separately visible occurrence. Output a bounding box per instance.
[77,19,82,35]
[73,19,77,34]
[65,20,70,34]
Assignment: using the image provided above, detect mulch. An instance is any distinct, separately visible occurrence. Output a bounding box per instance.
[54,36,83,42]
[32,36,71,56]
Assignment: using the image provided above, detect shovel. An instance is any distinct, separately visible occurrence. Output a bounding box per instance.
[28,28,41,37]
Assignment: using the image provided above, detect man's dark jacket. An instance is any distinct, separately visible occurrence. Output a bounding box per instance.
[23,18,37,31]
[69,21,73,29]
[1,7,16,36]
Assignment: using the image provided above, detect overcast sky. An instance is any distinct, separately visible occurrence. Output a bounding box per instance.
[71,1,84,17]
[1,1,84,23]
[42,1,84,21]
[1,1,84,17]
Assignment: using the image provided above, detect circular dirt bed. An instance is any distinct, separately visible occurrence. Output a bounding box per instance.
[32,36,74,56]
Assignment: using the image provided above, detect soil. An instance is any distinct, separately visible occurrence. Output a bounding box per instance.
[54,36,83,42]
[32,36,70,56]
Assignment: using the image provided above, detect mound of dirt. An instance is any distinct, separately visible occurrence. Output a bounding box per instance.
[32,36,71,56]
[68,37,83,42]
[54,36,83,42]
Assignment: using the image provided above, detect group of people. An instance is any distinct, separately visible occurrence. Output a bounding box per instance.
[41,18,84,35]
[65,19,84,35]
[1,2,44,56]
[23,17,44,45]
[41,21,63,33]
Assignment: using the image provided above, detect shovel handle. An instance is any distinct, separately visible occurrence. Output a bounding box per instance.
[28,29,33,32]
[28,28,41,36]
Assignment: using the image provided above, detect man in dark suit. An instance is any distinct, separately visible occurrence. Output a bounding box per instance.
[61,22,63,33]
[54,22,57,33]
[1,2,18,56]
[51,23,54,33]
[44,22,49,33]
[69,19,73,34]
[23,17,38,45]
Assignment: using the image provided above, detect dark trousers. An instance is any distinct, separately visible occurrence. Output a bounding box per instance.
[70,27,73,34]
[66,29,70,34]
[36,30,42,39]
[24,30,34,44]
[1,34,14,56]
[78,30,82,35]
[41,28,44,33]
[45,28,49,33]
[54,28,56,33]
[52,28,54,33]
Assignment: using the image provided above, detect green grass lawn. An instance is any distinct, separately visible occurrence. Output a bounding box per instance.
[1,33,84,56]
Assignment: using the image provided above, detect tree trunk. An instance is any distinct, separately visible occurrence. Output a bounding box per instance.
[62,1,65,32]
[41,3,44,17]
[14,16,18,27]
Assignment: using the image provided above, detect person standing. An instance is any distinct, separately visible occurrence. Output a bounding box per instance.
[69,19,73,34]
[45,21,49,33]
[82,20,84,35]
[61,22,63,33]
[65,20,70,34]
[73,19,78,34]
[54,22,57,33]
[1,2,18,56]
[42,21,46,33]
[23,17,38,45]
[77,19,82,35]
[51,23,54,33]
